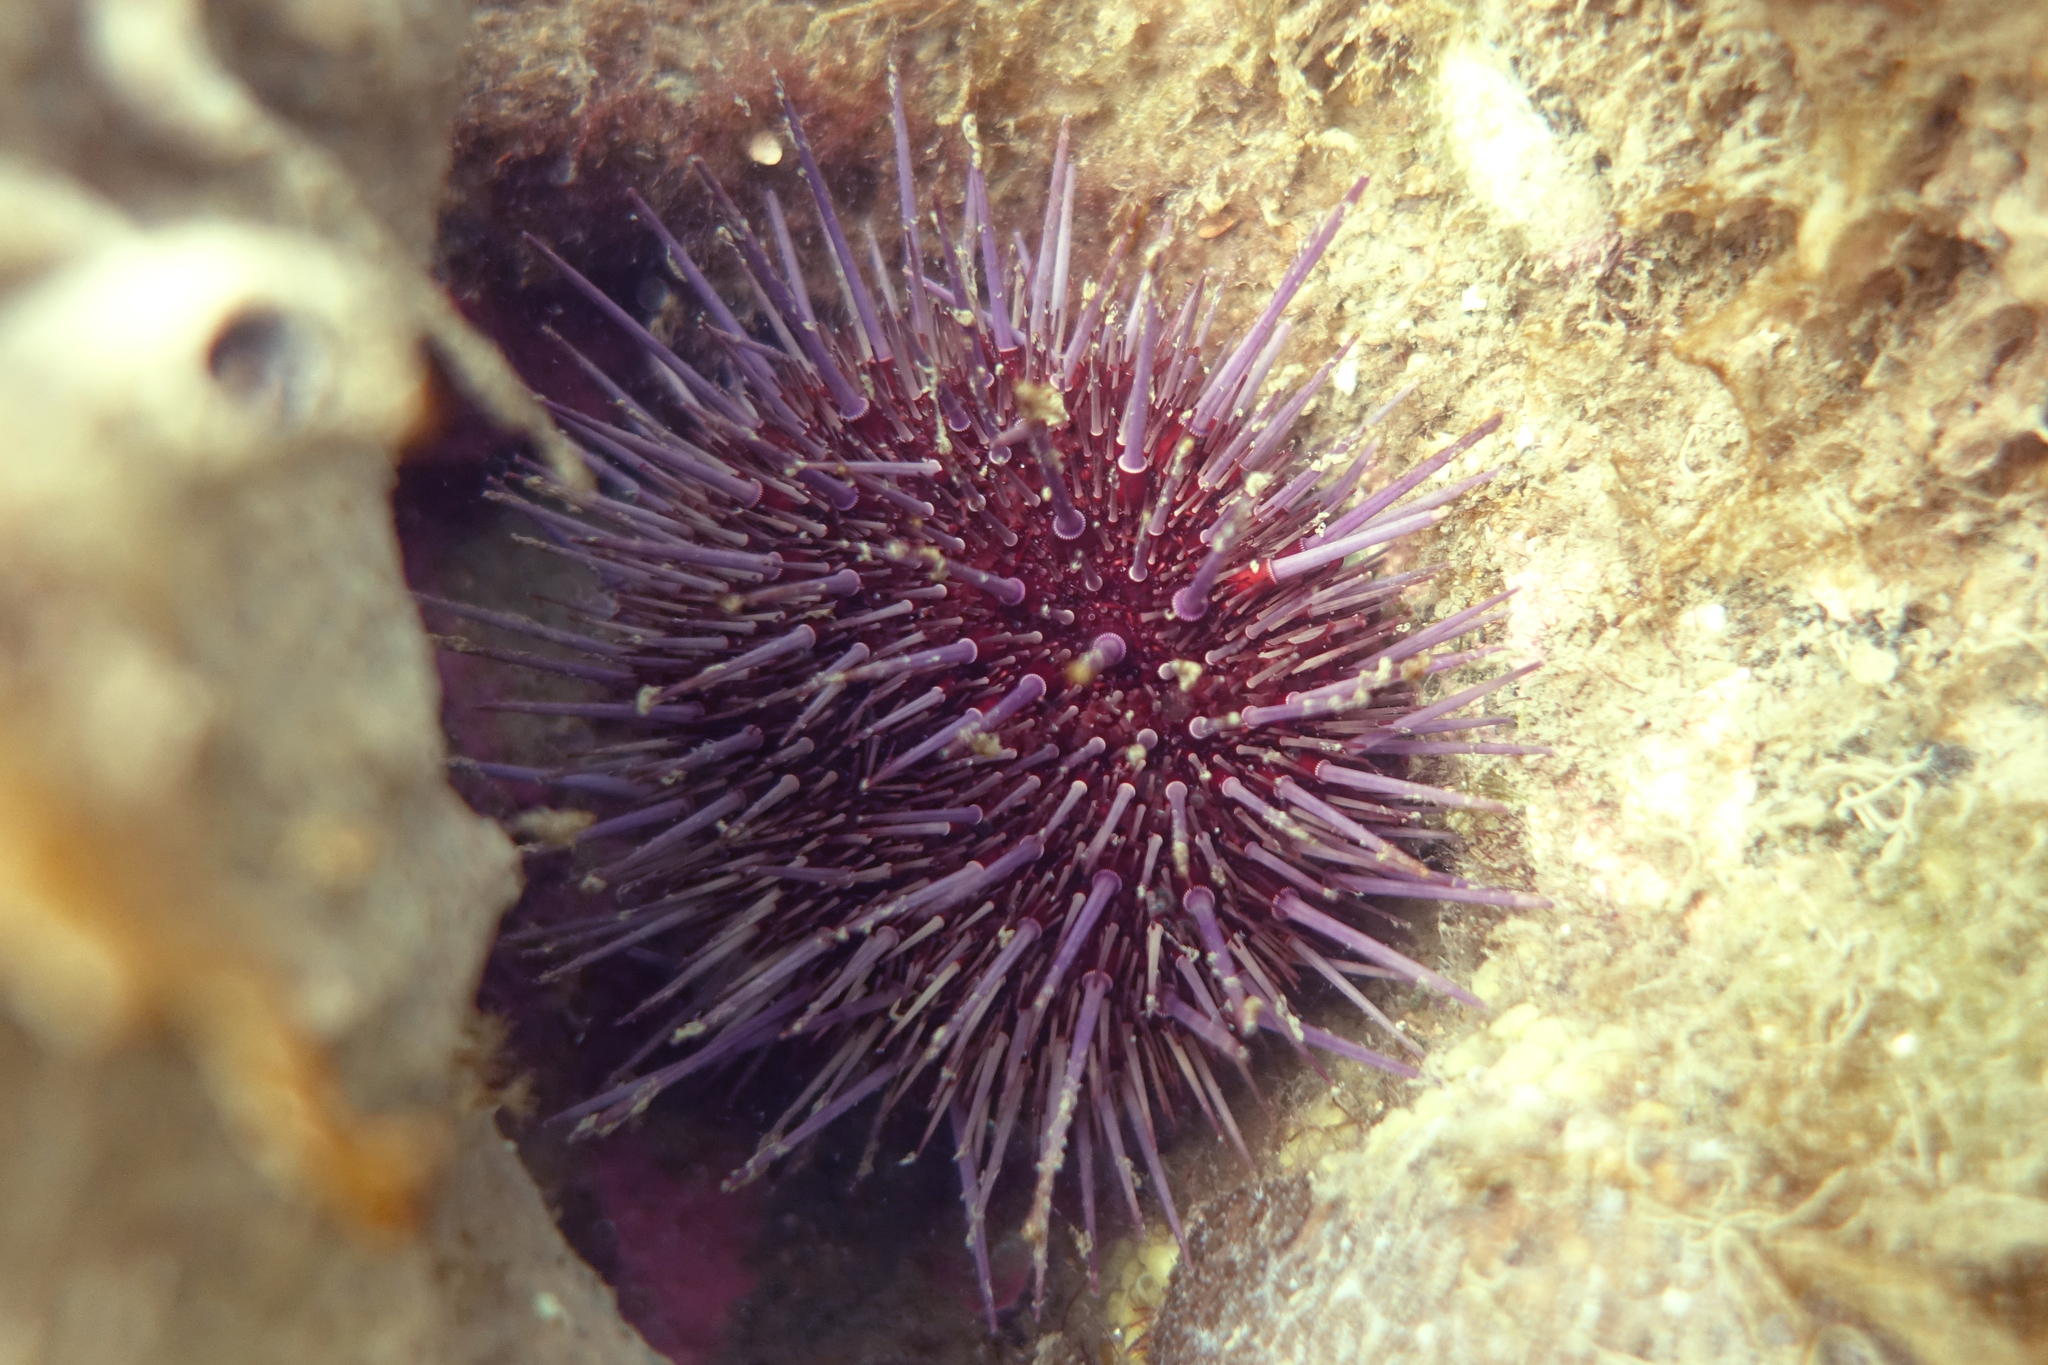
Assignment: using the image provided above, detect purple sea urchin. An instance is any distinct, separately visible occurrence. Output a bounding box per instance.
[442,76,1546,1327]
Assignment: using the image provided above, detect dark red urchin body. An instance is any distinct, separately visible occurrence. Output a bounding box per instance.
[439,75,1547,1328]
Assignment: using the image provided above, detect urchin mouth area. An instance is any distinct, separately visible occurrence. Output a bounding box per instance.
[931,531,1400,784]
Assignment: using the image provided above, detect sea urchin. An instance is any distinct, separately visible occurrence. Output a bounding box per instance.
[437,74,1546,1328]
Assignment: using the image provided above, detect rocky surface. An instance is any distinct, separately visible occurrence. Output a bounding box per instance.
[1,0,2039,1362]
[441,2,2045,1361]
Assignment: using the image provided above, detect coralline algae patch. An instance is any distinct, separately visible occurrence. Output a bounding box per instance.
[588,1135,763,1363]
[1317,999,1662,1191]
[1433,43,1615,269]
[1097,1228,1182,1359]
[1266,998,1643,1188]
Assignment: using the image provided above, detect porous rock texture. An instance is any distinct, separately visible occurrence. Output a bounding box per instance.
[0,2,652,1363]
